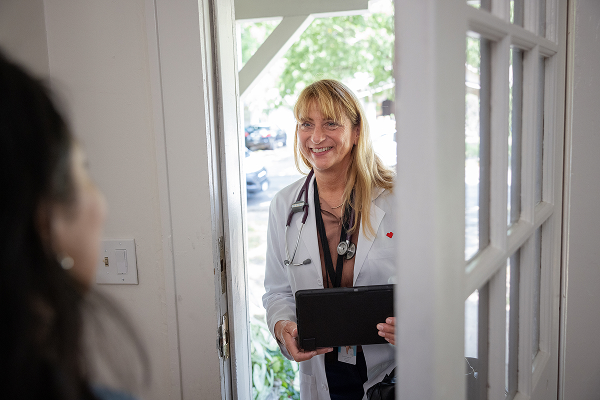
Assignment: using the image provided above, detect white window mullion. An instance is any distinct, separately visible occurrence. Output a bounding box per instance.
[489,35,510,252]
[466,246,505,297]
[533,218,554,383]
[466,7,558,55]
[524,0,542,34]
[508,220,535,255]
[545,0,560,43]
[542,56,558,206]
[533,202,553,228]
[491,0,510,22]
[534,54,546,204]
[520,45,540,224]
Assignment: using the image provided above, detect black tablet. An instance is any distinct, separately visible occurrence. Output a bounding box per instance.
[295,284,394,351]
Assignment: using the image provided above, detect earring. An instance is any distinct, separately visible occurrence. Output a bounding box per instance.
[58,254,74,270]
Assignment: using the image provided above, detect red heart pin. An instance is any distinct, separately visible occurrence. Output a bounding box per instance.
[386,232,393,238]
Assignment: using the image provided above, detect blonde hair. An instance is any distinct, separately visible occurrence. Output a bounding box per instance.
[293,79,395,239]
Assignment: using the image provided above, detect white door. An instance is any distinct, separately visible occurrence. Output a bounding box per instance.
[394,0,567,399]
[208,0,253,398]
[149,0,249,398]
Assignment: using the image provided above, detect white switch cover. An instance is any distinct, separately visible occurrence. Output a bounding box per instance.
[96,239,138,284]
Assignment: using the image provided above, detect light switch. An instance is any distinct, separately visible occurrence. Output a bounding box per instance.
[116,249,128,274]
[96,239,138,285]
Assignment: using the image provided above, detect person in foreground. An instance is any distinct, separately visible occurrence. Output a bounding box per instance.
[0,51,145,400]
[263,79,397,400]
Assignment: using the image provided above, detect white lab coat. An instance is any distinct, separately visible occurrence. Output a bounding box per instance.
[263,174,397,400]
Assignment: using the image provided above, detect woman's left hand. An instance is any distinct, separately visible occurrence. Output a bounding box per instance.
[377,317,396,345]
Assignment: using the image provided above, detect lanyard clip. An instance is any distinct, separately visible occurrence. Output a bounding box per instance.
[291,200,306,214]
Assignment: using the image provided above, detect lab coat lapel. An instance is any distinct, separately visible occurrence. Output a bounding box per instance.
[295,174,323,285]
[353,188,386,285]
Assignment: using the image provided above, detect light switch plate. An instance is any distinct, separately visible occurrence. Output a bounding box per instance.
[96,239,138,284]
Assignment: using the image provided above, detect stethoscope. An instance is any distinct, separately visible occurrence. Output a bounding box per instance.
[284,169,356,266]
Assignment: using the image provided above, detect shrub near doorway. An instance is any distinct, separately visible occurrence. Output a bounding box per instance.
[251,316,300,399]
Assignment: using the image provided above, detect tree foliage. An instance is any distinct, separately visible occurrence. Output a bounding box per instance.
[276,13,394,105]
[240,20,280,66]
[466,36,481,72]
[251,316,299,400]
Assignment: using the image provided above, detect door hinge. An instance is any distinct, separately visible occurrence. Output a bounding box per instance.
[217,312,230,359]
[218,236,226,294]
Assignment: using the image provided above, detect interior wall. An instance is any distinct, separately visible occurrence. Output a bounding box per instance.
[0,0,49,77]
[562,0,600,398]
[41,1,178,398]
[1,0,226,398]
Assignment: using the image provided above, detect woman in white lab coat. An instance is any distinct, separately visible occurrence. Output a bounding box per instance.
[263,79,397,400]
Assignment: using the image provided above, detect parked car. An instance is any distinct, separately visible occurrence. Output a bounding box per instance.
[245,147,269,194]
[245,124,287,150]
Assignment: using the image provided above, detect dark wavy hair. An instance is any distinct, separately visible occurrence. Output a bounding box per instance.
[0,51,147,400]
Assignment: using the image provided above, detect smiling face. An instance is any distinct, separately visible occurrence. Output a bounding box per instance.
[297,102,359,177]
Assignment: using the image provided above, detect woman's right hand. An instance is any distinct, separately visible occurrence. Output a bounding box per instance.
[274,320,333,362]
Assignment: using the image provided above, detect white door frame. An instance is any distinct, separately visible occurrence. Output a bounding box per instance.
[147,0,568,397]
[147,0,250,398]
[395,0,467,398]
[210,0,253,398]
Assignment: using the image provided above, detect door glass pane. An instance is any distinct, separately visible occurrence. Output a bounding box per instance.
[466,285,489,400]
[508,47,523,226]
[467,0,491,11]
[466,34,491,260]
[532,228,542,359]
[506,252,520,398]
[535,57,546,204]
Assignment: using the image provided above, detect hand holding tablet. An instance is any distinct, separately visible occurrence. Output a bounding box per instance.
[377,317,396,345]
[274,320,333,362]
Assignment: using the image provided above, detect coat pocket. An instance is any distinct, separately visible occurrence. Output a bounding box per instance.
[299,371,319,400]
[365,248,396,285]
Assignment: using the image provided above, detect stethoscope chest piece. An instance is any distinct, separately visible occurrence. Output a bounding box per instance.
[337,240,356,260]
[345,242,356,260]
[337,241,348,256]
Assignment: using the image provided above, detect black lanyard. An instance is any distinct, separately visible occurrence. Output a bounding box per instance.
[313,180,350,288]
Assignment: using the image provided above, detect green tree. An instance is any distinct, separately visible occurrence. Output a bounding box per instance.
[240,20,280,66]
[466,36,481,72]
[276,13,394,105]
[251,316,299,400]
